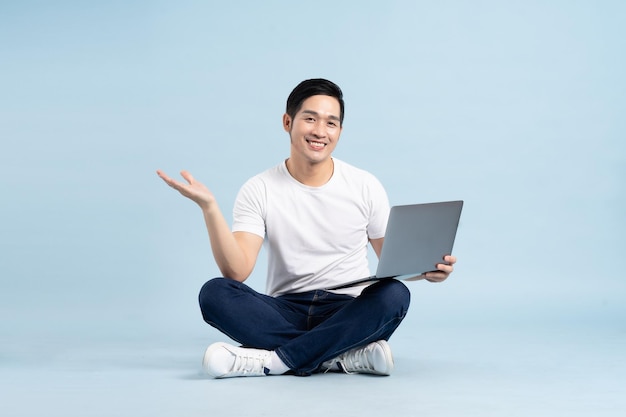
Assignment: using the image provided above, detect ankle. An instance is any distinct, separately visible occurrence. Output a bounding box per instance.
[268,351,290,375]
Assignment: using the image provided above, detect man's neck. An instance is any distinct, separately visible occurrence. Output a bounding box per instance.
[285,157,334,187]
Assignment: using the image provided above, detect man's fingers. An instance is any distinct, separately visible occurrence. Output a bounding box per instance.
[443,255,457,265]
[156,170,185,191]
[436,263,454,274]
[180,170,195,184]
[424,271,447,283]
[156,169,171,182]
[418,256,457,283]
[157,170,176,187]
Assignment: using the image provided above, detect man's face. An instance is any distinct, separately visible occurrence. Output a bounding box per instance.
[283,95,343,165]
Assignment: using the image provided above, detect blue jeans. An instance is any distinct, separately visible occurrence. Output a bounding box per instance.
[198,277,411,376]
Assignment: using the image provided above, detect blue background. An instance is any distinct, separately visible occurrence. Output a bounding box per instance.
[1,1,624,416]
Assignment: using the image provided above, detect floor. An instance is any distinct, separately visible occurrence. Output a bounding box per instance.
[2,298,624,417]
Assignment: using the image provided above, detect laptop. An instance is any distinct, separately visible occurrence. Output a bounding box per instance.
[327,200,463,290]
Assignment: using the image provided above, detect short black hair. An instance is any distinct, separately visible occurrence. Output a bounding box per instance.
[286,79,345,125]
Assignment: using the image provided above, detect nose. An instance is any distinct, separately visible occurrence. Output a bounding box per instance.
[311,120,326,137]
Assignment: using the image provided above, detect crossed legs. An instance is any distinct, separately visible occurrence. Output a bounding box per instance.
[198,277,410,376]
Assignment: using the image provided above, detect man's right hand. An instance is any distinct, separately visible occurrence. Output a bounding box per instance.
[156,170,215,210]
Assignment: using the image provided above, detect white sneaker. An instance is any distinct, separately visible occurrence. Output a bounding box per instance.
[202,342,271,378]
[323,340,394,376]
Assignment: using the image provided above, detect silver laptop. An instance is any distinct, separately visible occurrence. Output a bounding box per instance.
[327,200,463,290]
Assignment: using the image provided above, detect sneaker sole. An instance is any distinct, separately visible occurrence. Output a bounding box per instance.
[373,340,394,376]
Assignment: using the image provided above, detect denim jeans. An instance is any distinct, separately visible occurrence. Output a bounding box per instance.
[198,277,411,376]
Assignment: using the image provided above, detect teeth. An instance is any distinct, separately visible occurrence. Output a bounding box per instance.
[307,139,326,146]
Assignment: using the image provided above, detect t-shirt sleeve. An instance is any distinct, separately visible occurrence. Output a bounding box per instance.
[232,176,266,238]
[366,174,390,240]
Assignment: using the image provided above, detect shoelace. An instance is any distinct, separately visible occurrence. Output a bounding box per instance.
[230,350,270,376]
[339,347,375,374]
[321,359,338,373]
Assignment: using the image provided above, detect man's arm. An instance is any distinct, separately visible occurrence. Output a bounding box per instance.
[369,237,384,259]
[157,169,262,282]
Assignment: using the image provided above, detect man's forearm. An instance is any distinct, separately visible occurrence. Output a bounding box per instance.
[202,204,253,282]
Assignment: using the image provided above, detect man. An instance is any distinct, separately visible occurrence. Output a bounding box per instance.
[157,79,456,378]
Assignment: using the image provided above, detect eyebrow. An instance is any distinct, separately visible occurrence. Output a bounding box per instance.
[301,109,341,122]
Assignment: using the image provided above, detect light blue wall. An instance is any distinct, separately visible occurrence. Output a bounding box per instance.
[1,0,624,342]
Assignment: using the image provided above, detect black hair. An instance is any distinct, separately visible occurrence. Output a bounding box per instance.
[286,79,345,125]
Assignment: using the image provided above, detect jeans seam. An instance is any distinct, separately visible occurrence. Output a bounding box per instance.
[202,319,246,347]
[275,346,296,371]
[306,291,320,330]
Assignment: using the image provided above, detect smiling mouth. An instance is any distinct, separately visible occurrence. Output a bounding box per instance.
[306,139,327,149]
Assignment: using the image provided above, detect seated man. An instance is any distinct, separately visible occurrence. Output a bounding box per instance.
[157,78,456,377]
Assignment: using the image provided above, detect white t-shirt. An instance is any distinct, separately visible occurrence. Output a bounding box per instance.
[232,158,390,297]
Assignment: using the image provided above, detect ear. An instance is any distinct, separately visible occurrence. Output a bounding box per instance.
[282,113,291,132]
